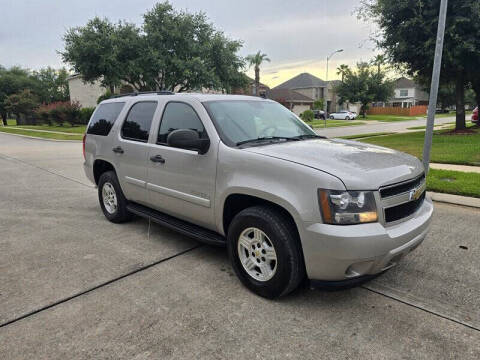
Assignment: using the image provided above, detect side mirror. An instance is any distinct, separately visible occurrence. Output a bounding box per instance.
[167,129,210,154]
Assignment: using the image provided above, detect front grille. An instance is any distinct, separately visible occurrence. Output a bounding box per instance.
[384,192,425,223]
[380,174,425,198]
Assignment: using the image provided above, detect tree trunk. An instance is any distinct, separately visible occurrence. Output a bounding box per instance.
[109,84,115,94]
[455,73,466,130]
[254,66,260,96]
[1,112,7,126]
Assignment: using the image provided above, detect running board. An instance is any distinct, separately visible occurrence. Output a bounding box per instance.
[126,202,226,247]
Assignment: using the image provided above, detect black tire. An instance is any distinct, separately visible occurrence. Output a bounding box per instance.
[329,115,334,120]
[98,171,132,223]
[227,206,305,299]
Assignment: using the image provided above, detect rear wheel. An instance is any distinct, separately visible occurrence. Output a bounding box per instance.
[227,206,305,299]
[98,171,132,223]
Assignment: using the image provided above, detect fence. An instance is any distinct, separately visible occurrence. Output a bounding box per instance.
[367,105,428,116]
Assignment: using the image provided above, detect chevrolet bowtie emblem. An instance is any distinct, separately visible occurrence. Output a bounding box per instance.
[409,182,426,201]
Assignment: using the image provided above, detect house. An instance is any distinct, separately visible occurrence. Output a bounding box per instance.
[266,89,314,115]
[382,77,429,108]
[232,76,270,97]
[271,72,341,113]
[68,74,105,108]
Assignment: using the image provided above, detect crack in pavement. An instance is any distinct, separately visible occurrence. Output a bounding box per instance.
[0,245,203,329]
[0,153,94,188]
[362,285,480,333]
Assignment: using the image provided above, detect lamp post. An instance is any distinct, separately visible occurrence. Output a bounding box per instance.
[423,0,448,173]
[324,49,344,128]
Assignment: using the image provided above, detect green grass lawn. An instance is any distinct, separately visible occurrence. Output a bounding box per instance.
[362,115,419,122]
[360,126,480,166]
[311,120,365,128]
[0,127,83,140]
[427,169,480,198]
[5,119,86,133]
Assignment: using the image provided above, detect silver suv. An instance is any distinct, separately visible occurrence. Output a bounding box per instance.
[83,92,433,298]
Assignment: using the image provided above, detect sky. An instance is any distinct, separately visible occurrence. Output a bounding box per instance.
[0,0,379,88]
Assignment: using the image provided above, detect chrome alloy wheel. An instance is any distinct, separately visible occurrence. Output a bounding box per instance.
[237,227,277,282]
[102,182,118,214]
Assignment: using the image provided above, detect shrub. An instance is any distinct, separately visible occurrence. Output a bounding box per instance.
[97,90,113,104]
[79,107,96,124]
[35,101,84,126]
[300,109,314,122]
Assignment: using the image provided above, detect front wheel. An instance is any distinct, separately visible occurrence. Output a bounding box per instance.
[227,206,305,299]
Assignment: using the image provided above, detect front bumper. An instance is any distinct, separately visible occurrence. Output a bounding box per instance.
[300,197,434,281]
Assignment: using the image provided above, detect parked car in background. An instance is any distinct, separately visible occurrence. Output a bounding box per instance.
[84,93,433,299]
[329,110,357,120]
[313,109,325,120]
[472,107,478,125]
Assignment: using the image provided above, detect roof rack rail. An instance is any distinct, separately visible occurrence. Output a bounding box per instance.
[111,91,174,99]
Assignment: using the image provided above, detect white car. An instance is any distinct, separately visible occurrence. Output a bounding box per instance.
[329,110,357,120]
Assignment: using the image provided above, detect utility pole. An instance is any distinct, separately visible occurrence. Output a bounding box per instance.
[324,49,343,128]
[423,0,448,173]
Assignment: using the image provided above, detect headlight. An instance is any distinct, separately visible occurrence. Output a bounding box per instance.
[318,189,378,225]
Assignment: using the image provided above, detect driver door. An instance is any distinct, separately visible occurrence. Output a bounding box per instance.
[145,101,217,230]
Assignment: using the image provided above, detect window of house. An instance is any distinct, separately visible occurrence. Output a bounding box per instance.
[399,89,409,97]
[87,102,125,136]
[157,102,208,144]
[121,101,158,142]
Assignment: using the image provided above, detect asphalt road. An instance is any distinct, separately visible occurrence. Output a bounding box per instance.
[315,116,456,138]
[0,132,479,359]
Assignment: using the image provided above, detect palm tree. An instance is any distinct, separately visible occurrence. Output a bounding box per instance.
[245,51,270,96]
[372,54,387,75]
[336,64,350,82]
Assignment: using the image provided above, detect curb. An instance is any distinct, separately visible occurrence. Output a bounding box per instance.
[0,131,82,143]
[428,191,480,209]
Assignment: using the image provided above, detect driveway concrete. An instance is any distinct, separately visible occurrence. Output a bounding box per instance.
[0,132,479,359]
[316,116,456,138]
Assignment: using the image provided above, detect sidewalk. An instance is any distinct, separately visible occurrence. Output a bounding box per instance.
[430,163,480,174]
[8,126,81,136]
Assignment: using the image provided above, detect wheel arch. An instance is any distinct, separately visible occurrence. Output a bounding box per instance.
[93,159,117,185]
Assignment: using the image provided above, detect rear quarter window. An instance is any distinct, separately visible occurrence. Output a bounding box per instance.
[87,102,125,136]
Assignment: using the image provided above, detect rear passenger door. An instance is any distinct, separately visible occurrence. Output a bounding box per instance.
[112,101,159,205]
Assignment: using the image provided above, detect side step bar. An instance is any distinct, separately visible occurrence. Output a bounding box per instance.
[126,202,226,247]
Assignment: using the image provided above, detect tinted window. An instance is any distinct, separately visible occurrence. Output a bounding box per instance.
[87,102,125,136]
[158,102,208,144]
[121,102,158,142]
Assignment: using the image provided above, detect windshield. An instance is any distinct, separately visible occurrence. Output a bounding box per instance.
[203,100,317,146]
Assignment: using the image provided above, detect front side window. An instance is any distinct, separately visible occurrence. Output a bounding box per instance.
[121,101,158,142]
[203,100,316,146]
[158,102,208,144]
[400,89,409,97]
[87,102,125,136]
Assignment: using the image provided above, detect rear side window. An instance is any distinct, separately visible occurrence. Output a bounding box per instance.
[87,102,125,136]
[158,102,208,144]
[121,101,158,142]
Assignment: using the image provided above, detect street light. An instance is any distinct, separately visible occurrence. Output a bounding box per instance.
[324,49,344,128]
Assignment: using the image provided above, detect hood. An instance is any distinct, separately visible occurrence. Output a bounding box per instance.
[244,138,424,190]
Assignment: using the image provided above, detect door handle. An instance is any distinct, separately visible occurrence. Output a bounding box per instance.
[112,146,124,154]
[150,155,165,164]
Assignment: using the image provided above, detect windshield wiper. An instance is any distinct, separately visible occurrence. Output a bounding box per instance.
[236,136,300,146]
[291,134,326,140]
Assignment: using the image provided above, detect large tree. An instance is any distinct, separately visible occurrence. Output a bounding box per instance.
[32,67,70,103]
[359,0,480,130]
[245,51,270,96]
[0,67,37,125]
[336,62,394,118]
[61,1,247,94]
